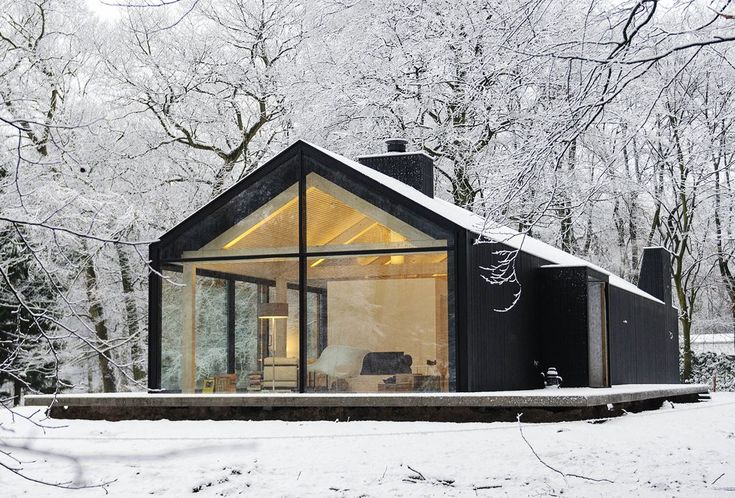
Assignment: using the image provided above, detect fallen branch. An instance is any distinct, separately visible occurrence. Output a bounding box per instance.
[516,413,614,484]
[407,465,425,481]
[711,473,725,485]
[402,464,454,487]
[0,459,115,492]
[474,484,502,490]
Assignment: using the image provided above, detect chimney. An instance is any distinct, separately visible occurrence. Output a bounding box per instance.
[638,247,673,307]
[357,139,434,197]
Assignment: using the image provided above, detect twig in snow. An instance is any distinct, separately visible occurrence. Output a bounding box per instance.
[0,459,115,492]
[407,465,426,481]
[402,465,454,487]
[712,473,725,485]
[474,484,502,492]
[516,413,614,484]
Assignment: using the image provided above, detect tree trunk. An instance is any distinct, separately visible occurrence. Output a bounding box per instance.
[116,244,146,383]
[669,112,695,381]
[83,252,117,393]
[451,162,477,209]
[712,122,735,348]
[559,138,577,253]
[680,310,692,380]
[211,158,238,197]
[629,137,641,272]
[13,378,22,406]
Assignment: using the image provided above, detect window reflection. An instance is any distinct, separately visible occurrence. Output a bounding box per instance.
[306,252,449,393]
[161,259,301,393]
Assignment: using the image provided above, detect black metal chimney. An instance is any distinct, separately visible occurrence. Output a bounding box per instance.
[638,247,673,307]
[357,139,434,197]
[386,138,408,153]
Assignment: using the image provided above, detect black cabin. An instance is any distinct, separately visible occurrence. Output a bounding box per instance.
[147,140,679,394]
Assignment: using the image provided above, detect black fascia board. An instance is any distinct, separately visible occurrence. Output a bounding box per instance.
[156,140,306,250]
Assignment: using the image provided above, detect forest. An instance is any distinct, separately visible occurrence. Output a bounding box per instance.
[1,0,735,397]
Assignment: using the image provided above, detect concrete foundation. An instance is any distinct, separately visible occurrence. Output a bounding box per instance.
[23,384,708,423]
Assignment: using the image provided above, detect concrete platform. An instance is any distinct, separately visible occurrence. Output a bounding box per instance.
[23,384,708,422]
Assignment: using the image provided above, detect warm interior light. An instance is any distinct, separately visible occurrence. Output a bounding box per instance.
[257,302,289,320]
[223,196,298,249]
[344,222,378,244]
[310,258,325,268]
[390,254,405,265]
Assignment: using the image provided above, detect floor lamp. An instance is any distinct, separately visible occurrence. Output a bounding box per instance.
[257,302,288,391]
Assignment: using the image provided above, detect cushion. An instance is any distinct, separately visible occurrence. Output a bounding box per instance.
[360,352,412,375]
[310,345,369,379]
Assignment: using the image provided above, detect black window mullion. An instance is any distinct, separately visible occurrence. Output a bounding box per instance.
[226,279,235,374]
[298,149,307,393]
[304,245,452,258]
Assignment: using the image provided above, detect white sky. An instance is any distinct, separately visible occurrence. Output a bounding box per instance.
[85,0,122,21]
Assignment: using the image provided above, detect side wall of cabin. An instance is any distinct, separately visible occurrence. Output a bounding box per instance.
[463,239,680,390]
[464,235,548,391]
[607,286,679,384]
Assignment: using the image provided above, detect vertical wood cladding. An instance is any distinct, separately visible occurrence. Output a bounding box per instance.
[466,239,547,391]
[147,242,162,390]
[357,153,434,198]
[538,267,590,387]
[465,239,680,390]
[607,285,679,384]
[638,247,673,306]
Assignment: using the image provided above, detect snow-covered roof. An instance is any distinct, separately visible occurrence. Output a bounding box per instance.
[307,141,663,304]
[691,333,733,345]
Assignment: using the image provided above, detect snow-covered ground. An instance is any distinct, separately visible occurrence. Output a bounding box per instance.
[2,393,734,497]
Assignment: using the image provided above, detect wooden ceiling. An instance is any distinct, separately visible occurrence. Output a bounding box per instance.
[188,174,445,259]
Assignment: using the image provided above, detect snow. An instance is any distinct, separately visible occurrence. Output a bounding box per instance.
[692,334,735,355]
[2,393,734,496]
[306,141,663,304]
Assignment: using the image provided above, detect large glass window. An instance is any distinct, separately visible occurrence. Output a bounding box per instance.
[160,258,300,392]
[157,152,454,393]
[195,274,228,384]
[305,252,449,393]
[161,268,183,391]
[184,183,299,259]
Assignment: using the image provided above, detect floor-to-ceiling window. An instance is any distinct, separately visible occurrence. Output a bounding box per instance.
[303,172,451,392]
[159,165,303,392]
[156,150,454,393]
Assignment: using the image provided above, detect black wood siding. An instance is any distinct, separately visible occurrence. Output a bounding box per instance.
[465,238,548,390]
[538,267,590,387]
[607,285,679,384]
[464,236,680,390]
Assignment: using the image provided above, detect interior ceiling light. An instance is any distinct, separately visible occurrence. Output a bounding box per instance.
[223,196,298,249]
